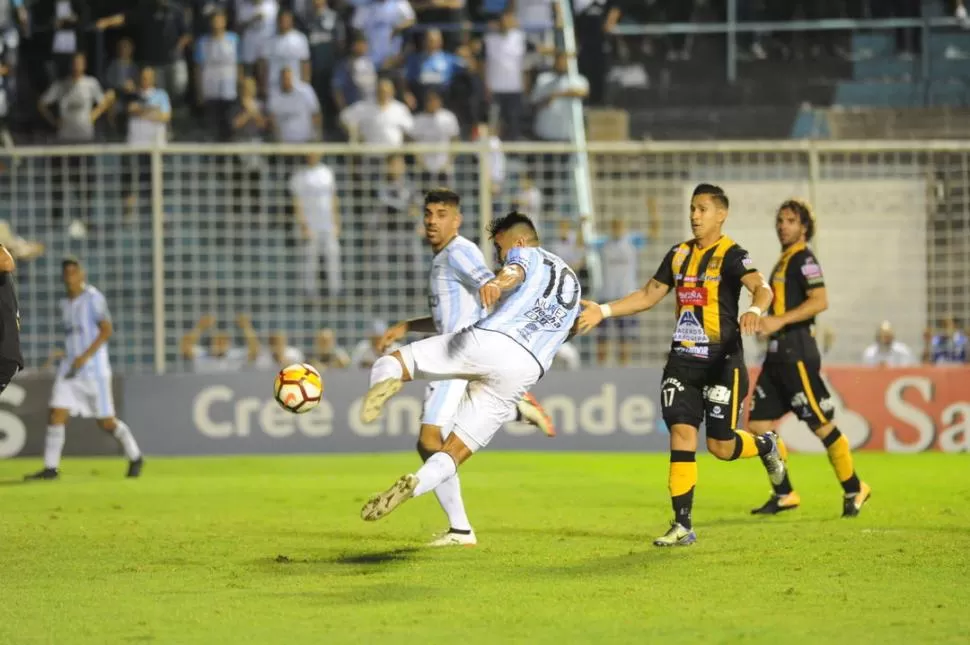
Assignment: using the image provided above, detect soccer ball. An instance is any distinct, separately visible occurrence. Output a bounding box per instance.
[274,363,324,413]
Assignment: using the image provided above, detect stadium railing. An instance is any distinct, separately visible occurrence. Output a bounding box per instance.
[4,139,966,374]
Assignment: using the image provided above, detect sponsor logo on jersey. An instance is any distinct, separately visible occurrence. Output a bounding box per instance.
[676,287,707,307]
[672,310,711,344]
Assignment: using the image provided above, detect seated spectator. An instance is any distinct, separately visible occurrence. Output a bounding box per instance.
[924,316,968,364]
[180,314,257,372]
[404,28,465,108]
[260,9,310,95]
[194,9,240,142]
[331,34,377,114]
[310,328,351,371]
[351,0,415,71]
[339,77,412,145]
[862,321,916,367]
[268,66,321,142]
[410,89,460,186]
[254,331,306,368]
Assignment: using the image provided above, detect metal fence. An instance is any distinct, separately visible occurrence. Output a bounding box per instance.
[3,140,966,374]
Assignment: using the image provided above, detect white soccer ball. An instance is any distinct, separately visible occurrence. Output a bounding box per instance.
[273,363,324,414]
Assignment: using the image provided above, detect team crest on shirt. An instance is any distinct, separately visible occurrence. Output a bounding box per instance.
[741,255,754,268]
[672,310,710,343]
[707,257,722,272]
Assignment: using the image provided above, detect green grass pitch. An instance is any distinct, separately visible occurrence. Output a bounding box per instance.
[1,452,969,644]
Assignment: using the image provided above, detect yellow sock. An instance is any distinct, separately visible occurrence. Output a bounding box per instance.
[825,432,855,481]
[669,459,698,496]
[734,431,760,458]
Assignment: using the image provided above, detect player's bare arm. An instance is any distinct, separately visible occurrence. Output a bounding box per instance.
[576,278,670,334]
[759,286,828,336]
[740,271,773,336]
[480,265,525,308]
[0,244,15,273]
[71,320,113,373]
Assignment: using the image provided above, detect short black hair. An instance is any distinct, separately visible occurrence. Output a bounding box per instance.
[489,211,539,242]
[692,183,729,209]
[424,187,460,208]
[778,199,816,242]
[62,256,81,271]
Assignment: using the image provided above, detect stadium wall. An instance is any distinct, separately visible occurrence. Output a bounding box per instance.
[1,367,967,459]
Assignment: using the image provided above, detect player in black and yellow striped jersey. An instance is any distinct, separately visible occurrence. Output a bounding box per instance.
[748,200,871,518]
[577,184,785,547]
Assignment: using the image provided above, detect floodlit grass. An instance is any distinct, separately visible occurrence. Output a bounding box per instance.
[1,453,968,644]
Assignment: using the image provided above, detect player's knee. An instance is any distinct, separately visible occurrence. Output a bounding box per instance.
[748,420,774,436]
[97,417,117,432]
[416,425,443,460]
[48,408,69,425]
[706,437,736,460]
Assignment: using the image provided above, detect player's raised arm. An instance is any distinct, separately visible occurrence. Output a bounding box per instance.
[576,245,677,334]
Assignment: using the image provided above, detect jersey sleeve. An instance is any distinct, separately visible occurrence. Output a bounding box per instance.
[448,245,495,288]
[724,244,758,279]
[793,250,825,290]
[505,246,538,276]
[91,291,112,324]
[651,245,678,287]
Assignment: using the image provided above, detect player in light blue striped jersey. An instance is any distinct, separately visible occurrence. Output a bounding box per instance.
[24,258,144,481]
[359,212,580,526]
[376,191,555,545]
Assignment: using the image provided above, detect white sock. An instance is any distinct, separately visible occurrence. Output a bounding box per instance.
[413,452,457,497]
[112,420,142,461]
[44,425,66,470]
[369,354,403,386]
[434,473,472,531]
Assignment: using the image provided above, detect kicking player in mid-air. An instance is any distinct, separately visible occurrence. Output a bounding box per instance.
[376,190,555,546]
[24,257,144,481]
[577,183,785,547]
[358,212,580,526]
[0,244,22,394]
[748,199,870,517]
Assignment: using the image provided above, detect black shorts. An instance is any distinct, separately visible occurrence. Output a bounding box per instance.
[749,359,833,430]
[660,353,748,441]
[0,357,18,394]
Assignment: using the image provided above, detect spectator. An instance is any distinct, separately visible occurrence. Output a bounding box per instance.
[591,218,646,366]
[339,77,412,145]
[238,0,279,77]
[229,76,268,220]
[331,34,377,114]
[303,0,345,132]
[512,173,542,217]
[49,0,89,82]
[862,321,916,367]
[105,37,139,136]
[267,66,321,142]
[125,67,171,219]
[189,0,234,39]
[351,0,415,70]
[448,41,485,133]
[350,320,399,368]
[370,153,421,298]
[194,9,240,141]
[290,152,342,298]
[128,0,192,105]
[255,331,306,368]
[260,9,310,94]
[410,89,459,186]
[38,53,112,236]
[545,215,586,274]
[404,28,464,108]
[572,0,621,106]
[531,52,587,142]
[924,316,968,364]
[310,328,351,371]
[180,314,256,372]
[483,10,528,141]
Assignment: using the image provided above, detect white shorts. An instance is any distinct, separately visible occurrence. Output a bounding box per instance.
[401,327,542,452]
[49,375,116,419]
[421,379,467,429]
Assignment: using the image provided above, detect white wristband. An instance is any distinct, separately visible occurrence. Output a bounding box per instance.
[746,306,763,317]
[600,304,613,319]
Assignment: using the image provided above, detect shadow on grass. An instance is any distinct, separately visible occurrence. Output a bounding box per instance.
[0,478,28,487]
[256,546,421,569]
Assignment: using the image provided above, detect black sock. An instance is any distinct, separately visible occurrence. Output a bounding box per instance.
[841,474,862,496]
[672,490,694,530]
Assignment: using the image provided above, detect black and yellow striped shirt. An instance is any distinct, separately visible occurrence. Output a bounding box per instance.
[765,242,825,363]
[653,236,758,363]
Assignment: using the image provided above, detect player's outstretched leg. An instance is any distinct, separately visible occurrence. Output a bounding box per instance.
[417,423,476,546]
[748,421,801,515]
[814,424,871,517]
[24,409,68,481]
[515,392,556,437]
[98,418,144,477]
[361,353,410,423]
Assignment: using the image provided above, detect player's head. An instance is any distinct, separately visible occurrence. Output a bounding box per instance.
[423,188,461,250]
[61,257,85,293]
[489,211,539,262]
[689,183,729,242]
[776,199,815,247]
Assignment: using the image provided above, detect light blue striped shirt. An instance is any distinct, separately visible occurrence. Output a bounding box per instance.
[429,236,494,334]
[194,32,240,101]
[59,285,112,378]
[476,246,581,373]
